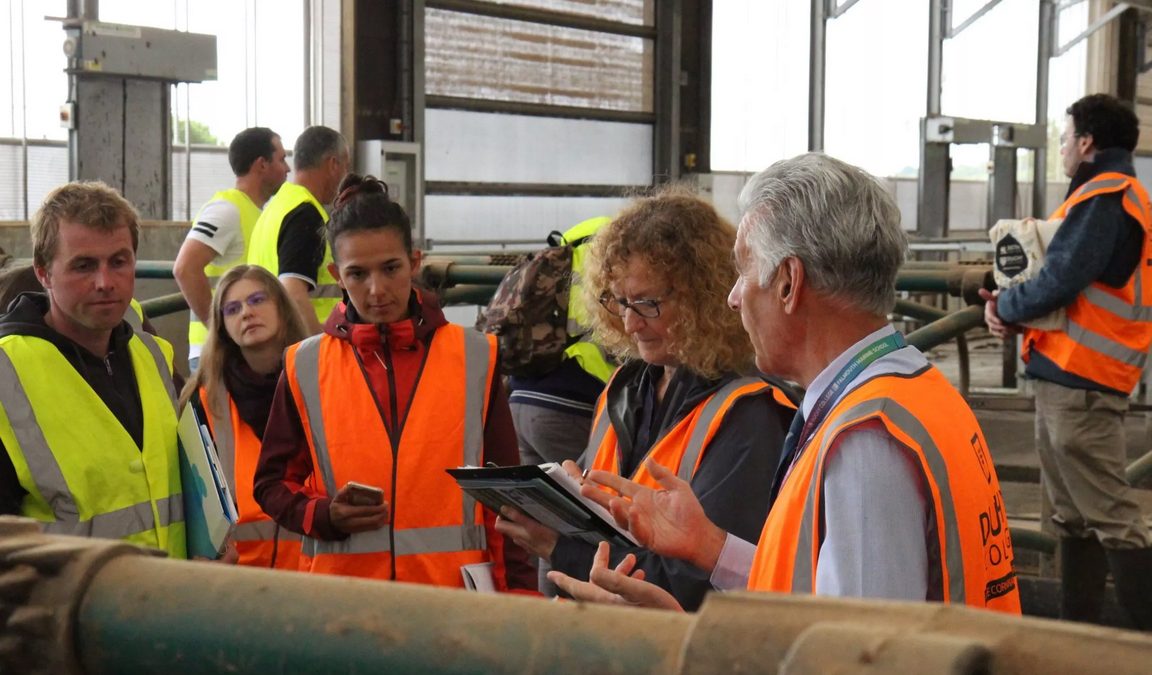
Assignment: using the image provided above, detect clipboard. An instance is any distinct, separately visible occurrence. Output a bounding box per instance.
[177,397,238,559]
[447,463,639,548]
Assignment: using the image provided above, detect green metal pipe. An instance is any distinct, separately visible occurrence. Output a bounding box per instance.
[440,284,499,306]
[79,556,692,675]
[1126,449,1152,487]
[1010,527,1057,555]
[138,293,188,319]
[892,298,949,322]
[904,305,986,352]
[134,260,176,279]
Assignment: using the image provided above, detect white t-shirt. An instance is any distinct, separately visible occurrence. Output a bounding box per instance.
[184,198,244,361]
[185,198,245,268]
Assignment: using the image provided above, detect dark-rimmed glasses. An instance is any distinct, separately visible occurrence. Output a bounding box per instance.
[598,292,666,319]
[222,291,268,318]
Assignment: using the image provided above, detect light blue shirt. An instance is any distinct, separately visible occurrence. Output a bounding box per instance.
[711,325,930,601]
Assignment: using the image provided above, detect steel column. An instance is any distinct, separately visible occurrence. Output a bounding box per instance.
[808,0,827,152]
[653,0,682,181]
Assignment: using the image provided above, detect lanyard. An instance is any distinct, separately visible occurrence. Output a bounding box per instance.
[793,331,906,458]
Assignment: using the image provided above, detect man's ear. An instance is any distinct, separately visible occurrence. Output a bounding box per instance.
[33,264,50,290]
[778,257,806,314]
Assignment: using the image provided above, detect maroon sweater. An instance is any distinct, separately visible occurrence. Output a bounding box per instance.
[253,292,534,590]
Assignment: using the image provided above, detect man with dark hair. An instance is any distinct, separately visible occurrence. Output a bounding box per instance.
[174,127,289,368]
[0,182,186,557]
[247,125,349,335]
[984,93,1152,630]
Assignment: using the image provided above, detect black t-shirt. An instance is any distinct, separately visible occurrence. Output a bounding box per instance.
[276,202,326,286]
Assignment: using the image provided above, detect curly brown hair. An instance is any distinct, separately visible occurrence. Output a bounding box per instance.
[581,185,754,378]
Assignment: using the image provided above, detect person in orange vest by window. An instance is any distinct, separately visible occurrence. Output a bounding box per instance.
[984,94,1152,630]
[550,154,1021,615]
[254,174,535,590]
[179,265,308,570]
[495,188,794,610]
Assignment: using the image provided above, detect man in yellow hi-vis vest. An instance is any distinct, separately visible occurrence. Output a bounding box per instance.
[248,126,350,334]
[0,181,185,558]
[173,128,290,370]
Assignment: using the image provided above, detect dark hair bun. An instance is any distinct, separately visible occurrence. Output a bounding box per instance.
[334,174,390,210]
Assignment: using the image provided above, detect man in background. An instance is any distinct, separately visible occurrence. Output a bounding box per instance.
[247,126,349,334]
[174,127,290,370]
[984,93,1152,630]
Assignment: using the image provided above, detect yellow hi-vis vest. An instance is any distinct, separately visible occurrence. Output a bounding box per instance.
[561,216,614,383]
[188,189,262,353]
[247,183,342,324]
[0,328,186,559]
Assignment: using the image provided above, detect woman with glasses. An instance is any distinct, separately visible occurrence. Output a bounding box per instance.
[178,264,308,568]
[253,174,535,590]
[495,186,794,610]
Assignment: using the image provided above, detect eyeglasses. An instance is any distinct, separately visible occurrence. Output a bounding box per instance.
[599,292,666,319]
[222,291,268,318]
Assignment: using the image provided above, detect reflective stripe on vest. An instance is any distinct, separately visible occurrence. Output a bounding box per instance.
[292,329,491,556]
[676,377,765,481]
[135,330,178,413]
[205,388,238,498]
[42,493,183,538]
[786,397,966,603]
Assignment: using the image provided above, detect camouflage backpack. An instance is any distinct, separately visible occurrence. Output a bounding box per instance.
[477,231,593,377]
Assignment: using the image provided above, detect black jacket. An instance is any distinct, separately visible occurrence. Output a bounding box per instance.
[0,293,145,515]
[550,360,791,610]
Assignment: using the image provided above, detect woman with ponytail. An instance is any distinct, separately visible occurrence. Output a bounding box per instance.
[254,174,534,590]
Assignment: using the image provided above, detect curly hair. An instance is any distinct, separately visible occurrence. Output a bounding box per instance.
[581,185,754,378]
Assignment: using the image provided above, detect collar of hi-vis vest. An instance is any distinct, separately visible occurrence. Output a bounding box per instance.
[796,325,907,454]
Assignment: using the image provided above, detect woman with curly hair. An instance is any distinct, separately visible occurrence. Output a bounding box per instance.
[496,186,794,609]
[178,264,308,568]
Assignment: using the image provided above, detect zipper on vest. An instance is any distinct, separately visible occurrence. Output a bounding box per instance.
[103,353,113,376]
[383,347,399,581]
[351,344,404,581]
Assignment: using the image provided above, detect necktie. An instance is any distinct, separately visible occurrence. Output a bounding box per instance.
[768,409,805,506]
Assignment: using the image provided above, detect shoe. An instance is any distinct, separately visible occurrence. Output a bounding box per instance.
[1105,547,1152,631]
[1059,536,1108,624]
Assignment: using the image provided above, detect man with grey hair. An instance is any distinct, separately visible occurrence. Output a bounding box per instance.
[551,153,1021,614]
[248,125,350,334]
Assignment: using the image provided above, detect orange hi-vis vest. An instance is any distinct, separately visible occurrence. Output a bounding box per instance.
[1023,172,1152,394]
[585,375,795,486]
[284,324,498,586]
[747,366,1021,614]
[198,387,301,570]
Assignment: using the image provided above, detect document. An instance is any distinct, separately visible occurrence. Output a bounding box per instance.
[177,401,237,559]
[460,562,496,592]
[447,463,639,548]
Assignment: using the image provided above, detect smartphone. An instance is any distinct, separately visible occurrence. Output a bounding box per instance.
[344,481,385,507]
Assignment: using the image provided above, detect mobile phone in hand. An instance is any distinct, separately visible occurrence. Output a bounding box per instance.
[344,481,385,507]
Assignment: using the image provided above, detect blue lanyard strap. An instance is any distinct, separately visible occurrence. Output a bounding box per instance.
[795,331,906,455]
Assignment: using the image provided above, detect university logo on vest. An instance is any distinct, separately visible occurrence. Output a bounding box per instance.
[971,432,1016,603]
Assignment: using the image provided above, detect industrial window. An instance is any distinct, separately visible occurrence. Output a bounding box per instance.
[425,8,654,112]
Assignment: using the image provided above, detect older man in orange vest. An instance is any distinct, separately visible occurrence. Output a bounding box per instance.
[549,153,1021,615]
[984,94,1152,630]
